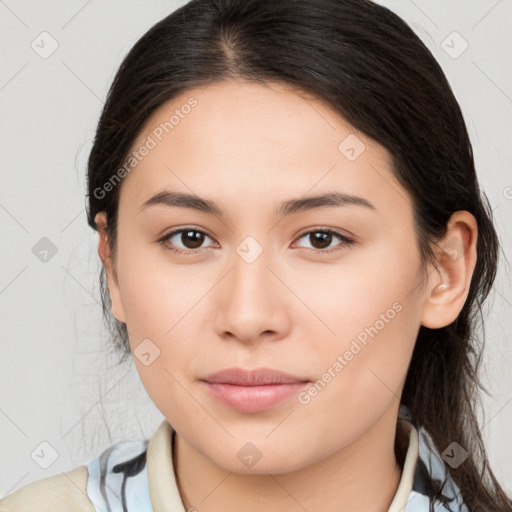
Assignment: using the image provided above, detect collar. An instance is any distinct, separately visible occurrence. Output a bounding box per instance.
[146,417,420,512]
[146,420,185,511]
[86,409,468,511]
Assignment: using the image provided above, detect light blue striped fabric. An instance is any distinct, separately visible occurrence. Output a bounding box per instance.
[404,423,470,511]
[86,439,153,512]
[85,407,470,512]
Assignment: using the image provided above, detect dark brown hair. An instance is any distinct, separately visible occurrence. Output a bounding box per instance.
[85,0,511,509]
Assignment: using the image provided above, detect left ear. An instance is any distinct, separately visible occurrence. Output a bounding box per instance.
[420,210,478,329]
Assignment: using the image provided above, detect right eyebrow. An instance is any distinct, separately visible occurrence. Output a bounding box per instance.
[139,190,223,216]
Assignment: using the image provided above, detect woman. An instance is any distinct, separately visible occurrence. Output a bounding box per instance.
[2,0,510,510]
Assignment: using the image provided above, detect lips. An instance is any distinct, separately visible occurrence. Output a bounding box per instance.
[200,367,310,386]
[200,367,311,413]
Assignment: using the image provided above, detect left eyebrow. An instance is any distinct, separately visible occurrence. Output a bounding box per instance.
[276,191,377,216]
[138,190,377,217]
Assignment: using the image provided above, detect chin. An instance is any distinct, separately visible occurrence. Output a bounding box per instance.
[204,440,308,476]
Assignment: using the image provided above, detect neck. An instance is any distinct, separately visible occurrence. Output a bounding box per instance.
[173,408,404,512]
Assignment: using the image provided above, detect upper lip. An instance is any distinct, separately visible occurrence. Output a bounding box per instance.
[201,367,310,386]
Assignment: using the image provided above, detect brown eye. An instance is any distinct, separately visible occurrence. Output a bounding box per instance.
[179,230,206,249]
[295,229,354,253]
[308,231,333,250]
[159,228,215,253]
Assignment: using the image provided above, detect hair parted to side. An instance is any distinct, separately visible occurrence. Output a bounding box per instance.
[85,0,511,509]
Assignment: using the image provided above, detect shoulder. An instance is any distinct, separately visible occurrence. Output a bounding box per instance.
[0,465,95,512]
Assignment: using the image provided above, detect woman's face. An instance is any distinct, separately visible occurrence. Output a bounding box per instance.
[97,80,431,473]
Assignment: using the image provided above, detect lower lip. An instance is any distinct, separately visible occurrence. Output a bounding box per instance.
[201,381,309,413]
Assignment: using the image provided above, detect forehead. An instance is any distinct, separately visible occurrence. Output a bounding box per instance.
[119,80,409,220]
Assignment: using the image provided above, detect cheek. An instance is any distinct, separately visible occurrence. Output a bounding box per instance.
[298,246,421,402]
[114,242,215,407]
[296,241,420,344]
[115,239,203,340]
[293,293,418,455]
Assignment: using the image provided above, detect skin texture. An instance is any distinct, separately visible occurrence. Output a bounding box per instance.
[95,80,478,512]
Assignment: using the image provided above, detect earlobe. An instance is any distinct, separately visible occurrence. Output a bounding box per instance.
[420,211,478,329]
[94,212,126,324]
[433,282,449,293]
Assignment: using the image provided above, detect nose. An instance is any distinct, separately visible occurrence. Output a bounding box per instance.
[213,244,292,345]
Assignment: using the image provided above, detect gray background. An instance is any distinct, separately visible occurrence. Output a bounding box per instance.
[1,0,511,499]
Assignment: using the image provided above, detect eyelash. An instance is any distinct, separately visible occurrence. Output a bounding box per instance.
[157,226,355,256]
